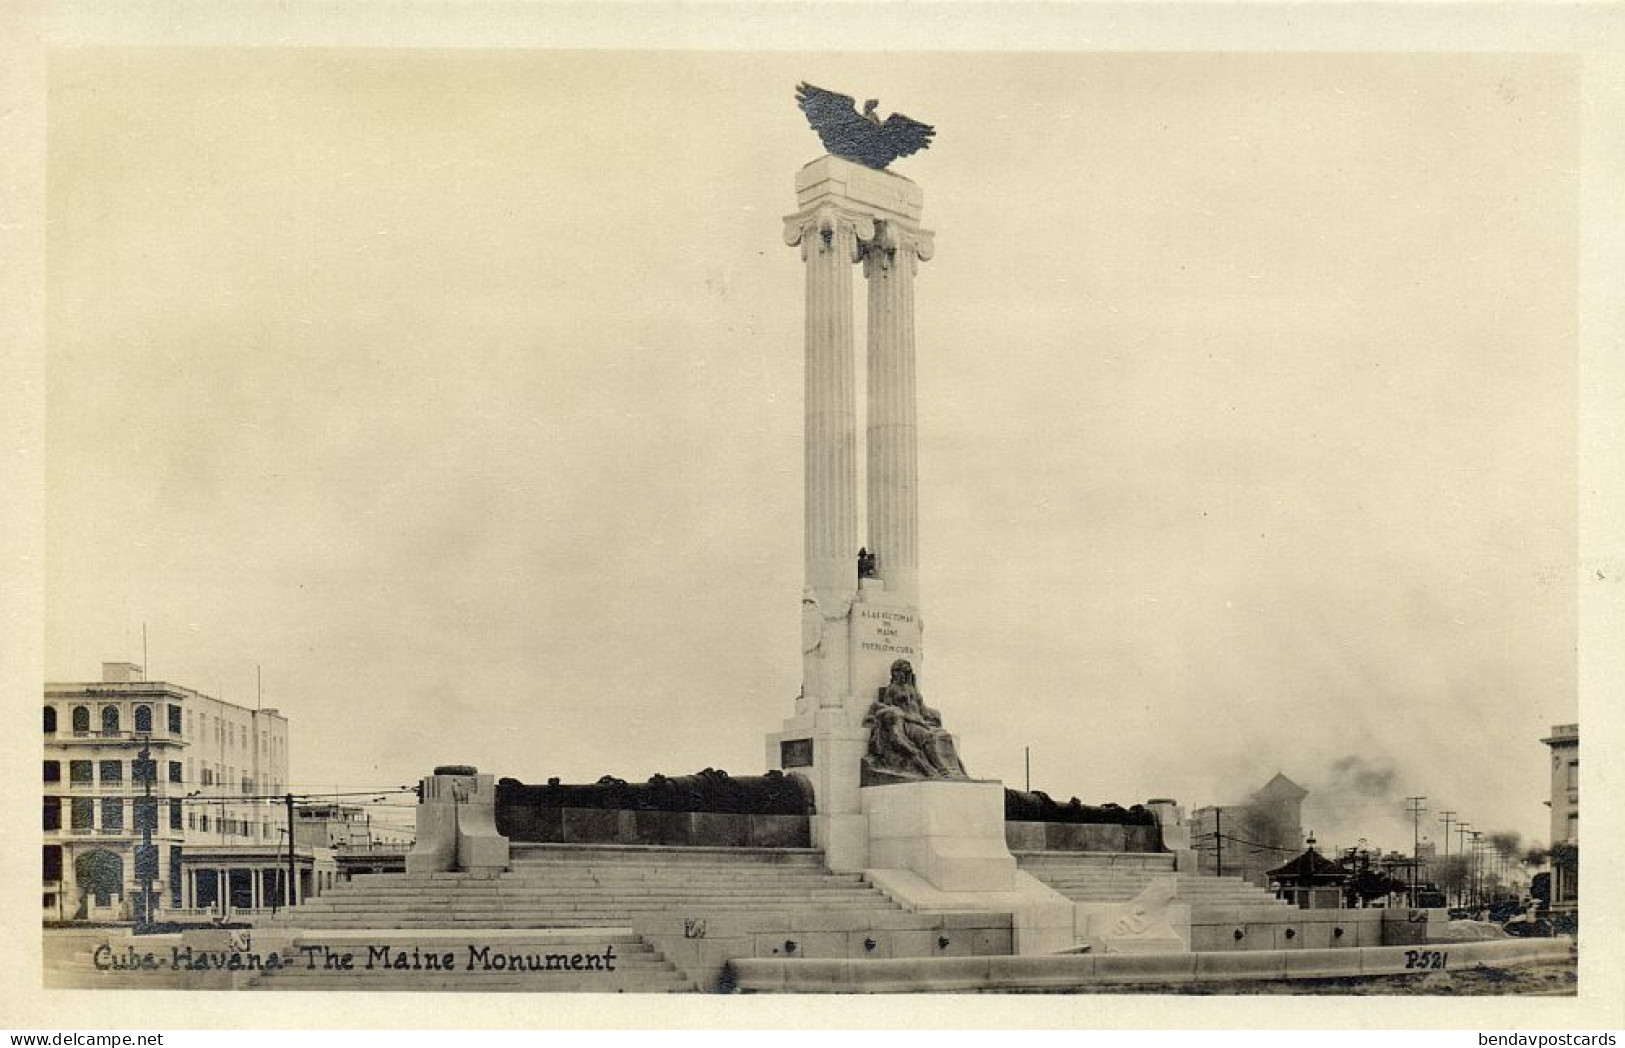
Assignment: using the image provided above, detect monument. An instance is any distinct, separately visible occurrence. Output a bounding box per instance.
[764,85,1073,951]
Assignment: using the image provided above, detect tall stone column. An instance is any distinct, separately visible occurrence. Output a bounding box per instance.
[783,205,872,612]
[864,220,934,603]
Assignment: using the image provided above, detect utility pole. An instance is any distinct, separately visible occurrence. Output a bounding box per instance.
[1405,796,1426,908]
[1467,830,1483,908]
[285,792,297,910]
[1024,747,1030,793]
[1455,822,1471,908]
[133,739,157,932]
[1215,808,1223,879]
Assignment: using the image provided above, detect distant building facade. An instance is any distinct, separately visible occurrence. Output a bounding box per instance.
[1540,722,1578,910]
[43,661,290,922]
[1188,773,1308,888]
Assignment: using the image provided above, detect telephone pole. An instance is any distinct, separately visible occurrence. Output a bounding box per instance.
[1405,796,1427,907]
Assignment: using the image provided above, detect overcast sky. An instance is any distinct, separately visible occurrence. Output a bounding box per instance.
[45,49,1577,851]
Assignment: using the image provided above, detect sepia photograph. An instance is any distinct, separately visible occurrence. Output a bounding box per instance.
[7,0,1624,1033]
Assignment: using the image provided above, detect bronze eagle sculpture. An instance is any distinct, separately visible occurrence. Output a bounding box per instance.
[794,82,935,171]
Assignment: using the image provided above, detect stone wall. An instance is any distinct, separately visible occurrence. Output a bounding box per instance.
[1005,821,1164,853]
[496,806,811,849]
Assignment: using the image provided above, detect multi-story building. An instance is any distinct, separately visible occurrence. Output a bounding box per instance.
[43,661,290,922]
[1540,722,1578,910]
[1188,773,1308,887]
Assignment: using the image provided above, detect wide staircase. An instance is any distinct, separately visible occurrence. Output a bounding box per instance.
[246,843,916,990]
[263,844,902,930]
[1017,851,1294,919]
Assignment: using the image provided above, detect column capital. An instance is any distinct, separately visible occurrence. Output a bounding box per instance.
[783,205,876,262]
[862,221,935,274]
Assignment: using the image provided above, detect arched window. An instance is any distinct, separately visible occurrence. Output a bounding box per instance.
[43,707,57,734]
[71,706,90,733]
[101,706,120,734]
[133,705,153,733]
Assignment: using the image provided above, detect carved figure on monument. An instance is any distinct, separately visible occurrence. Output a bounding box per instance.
[857,547,877,579]
[862,659,969,781]
[795,82,936,171]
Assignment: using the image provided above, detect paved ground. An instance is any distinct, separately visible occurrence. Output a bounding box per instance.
[1016,958,1579,996]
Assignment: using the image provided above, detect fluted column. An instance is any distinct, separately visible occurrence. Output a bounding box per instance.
[864,220,934,602]
[784,206,873,607]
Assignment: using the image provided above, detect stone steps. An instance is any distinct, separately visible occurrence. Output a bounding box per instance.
[1016,853,1292,917]
[266,845,912,937]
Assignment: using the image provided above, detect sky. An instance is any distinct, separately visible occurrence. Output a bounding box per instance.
[44,49,1578,852]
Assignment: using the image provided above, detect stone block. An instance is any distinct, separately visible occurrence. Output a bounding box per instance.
[1044,822,1084,851]
[862,780,1016,892]
[1005,821,1045,851]
[1381,909,1431,946]
[1076,824,1127,852]
[1188,924,1237,953]
[847,930,890,959]
[1297,922,1334,950]
[691,813,750,848]
[987,953,1097,986]
[816,813,870,872]
[1284,948,1364,978]
[794,931,855,959]
[749,814,811,848]
[1270,923,1306,950]
[1123,825,1161,853]
[1094,952,1198,983]
[973,928,1014,956]
[796,155,924,224]
[1195,950,1286,981]
[888,929,940,958]
[561,807,620,844]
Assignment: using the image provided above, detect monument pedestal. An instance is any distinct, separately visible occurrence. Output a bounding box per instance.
[405,766,509,875]
[863,780,1013,891]
[860,780,1076,955]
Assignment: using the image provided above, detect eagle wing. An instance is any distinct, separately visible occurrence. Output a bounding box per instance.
[796,82,878,162]
[878,113,936,165]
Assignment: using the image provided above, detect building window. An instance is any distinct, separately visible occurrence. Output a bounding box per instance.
[201,767,212,786]
[242,777,253,795]
[99,760,122,784]
[1567,812,1578,843]
[200,814,209,832]
[44,760,60,783]
[1566,760,1578,792]
[168,704,182,734]
[101,706,120,734]
[101,797,124,832]
[70,797,93,830]
[69,760,92,785]
[72,706,90,733]
[43,844,63,882]
[132,757,155,783]
[134,797,158,833]
[44,706,57,734]
[44,796,61,831]
[169,799,183,831]
[134,705,153,733]
[187,811,196,830]
[168,761,182,783]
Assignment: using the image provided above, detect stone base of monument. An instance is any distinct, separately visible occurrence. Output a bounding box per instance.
[1074,877,1191,954]
[405,766,510,875]
[860,780,1076,955]
[863,780,1014,891]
